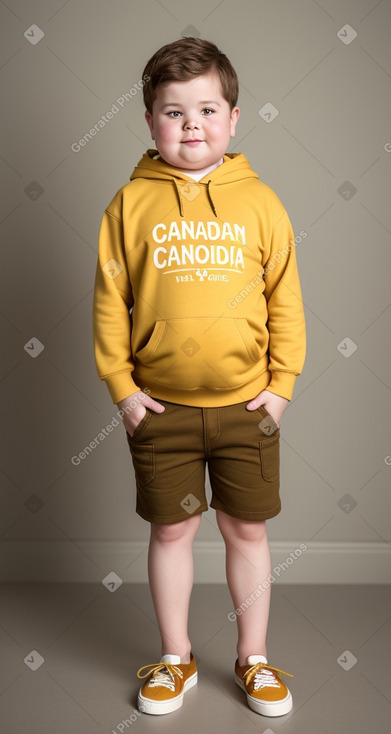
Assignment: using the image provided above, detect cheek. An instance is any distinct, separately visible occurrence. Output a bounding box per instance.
[155,122,177,143]
[206,119,230,141]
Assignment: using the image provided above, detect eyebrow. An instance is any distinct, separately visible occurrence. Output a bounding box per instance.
[161,100,221,109]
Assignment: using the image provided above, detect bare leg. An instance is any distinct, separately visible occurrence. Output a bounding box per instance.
[216,510,271,665]
[147,513,202,663]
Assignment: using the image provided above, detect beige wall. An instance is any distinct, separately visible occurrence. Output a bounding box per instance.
[1,0,391,582]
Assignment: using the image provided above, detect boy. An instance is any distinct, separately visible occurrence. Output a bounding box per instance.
[93,37,306,718]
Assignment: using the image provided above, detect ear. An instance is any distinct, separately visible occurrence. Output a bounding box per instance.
[145,110,155,140]
[229,106,240,137]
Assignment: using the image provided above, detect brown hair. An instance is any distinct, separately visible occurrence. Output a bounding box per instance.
[142,37,239,114]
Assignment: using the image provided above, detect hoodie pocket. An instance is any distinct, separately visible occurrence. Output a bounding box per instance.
[135,317,263,390]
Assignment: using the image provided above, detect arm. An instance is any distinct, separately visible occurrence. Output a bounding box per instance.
[262,206,306,402]
[247,204,306,421]
[92,201,166,432]
[92,205,140,404]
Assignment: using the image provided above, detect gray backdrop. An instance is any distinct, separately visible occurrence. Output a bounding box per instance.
[1,0,390,583]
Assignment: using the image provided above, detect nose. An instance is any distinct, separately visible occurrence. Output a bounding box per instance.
[183,118,199,130]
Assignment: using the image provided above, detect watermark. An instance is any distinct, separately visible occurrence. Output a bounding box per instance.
[337,650,357,671]
[337,24,357,45]
[227,270,263,309]
[71,388,150,466]
[71,75,150,153]
[227,544,308,621]
[384,456,391,465]
[24,494,44,513]
[102,258,123,279]
[337,181,357,200]
[111,702,152,732]
[337,494,357,513]
[24,650,44,671]
[263,231,307,277]
[24,336,44,357]
[258,102,279,123]
[336,337,357,358]
[384,143,391,153]
[227,231,307,309]
[180,493,201,514]
[24,24,44,45]
[102,571,123,592]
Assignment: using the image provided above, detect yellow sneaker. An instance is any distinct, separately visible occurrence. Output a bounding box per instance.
[234,654,293,716]
[137,653,197,715]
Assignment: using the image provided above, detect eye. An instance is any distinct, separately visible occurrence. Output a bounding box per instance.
[167,111,182,118]
[202,108,214,115]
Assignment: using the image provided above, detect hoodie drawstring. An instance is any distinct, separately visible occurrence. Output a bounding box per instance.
[172,178,218,218]
[172,179,184,217]
[206,180,218,217]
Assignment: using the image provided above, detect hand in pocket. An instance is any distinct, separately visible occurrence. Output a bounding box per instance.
[116,391,165,437]
[246,389,289,426]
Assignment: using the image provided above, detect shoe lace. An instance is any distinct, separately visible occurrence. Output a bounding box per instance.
[243,662,293,690]
[136,662,183,691]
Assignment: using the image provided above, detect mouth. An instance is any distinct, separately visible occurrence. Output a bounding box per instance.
[182,139,204,145]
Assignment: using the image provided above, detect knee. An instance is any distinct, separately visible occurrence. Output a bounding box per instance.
[216,511,267,544]
[151,514,201,544]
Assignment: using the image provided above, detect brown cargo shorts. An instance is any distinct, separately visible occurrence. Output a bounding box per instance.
[125,398,281,524]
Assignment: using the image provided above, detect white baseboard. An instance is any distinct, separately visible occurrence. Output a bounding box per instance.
[1,541,391,583]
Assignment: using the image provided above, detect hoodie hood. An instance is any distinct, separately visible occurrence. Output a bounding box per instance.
[130,148,259,218]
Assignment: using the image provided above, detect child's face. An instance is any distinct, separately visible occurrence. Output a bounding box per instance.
[145,70,240,172]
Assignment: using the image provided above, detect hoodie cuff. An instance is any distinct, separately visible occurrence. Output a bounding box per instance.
[266,371,298,401]
[103,372,141,405]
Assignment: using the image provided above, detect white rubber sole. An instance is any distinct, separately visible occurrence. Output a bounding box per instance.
[138,672,197,715]
[234,673,293,716]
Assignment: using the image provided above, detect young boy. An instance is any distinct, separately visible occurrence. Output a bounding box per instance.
[93,37,306,718]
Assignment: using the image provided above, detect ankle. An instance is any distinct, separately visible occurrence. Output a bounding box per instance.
[237,648,267,666]
[161,646,191,664]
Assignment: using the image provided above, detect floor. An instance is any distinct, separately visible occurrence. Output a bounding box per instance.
[0,583,390,734]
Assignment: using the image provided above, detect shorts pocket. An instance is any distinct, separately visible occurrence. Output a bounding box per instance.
[259,432,280,483]
[127,441,155,485]
[126,409,152,442]
[256,404,280,433]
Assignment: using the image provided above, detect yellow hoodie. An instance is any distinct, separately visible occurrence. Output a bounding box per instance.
[92,149,306,406]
